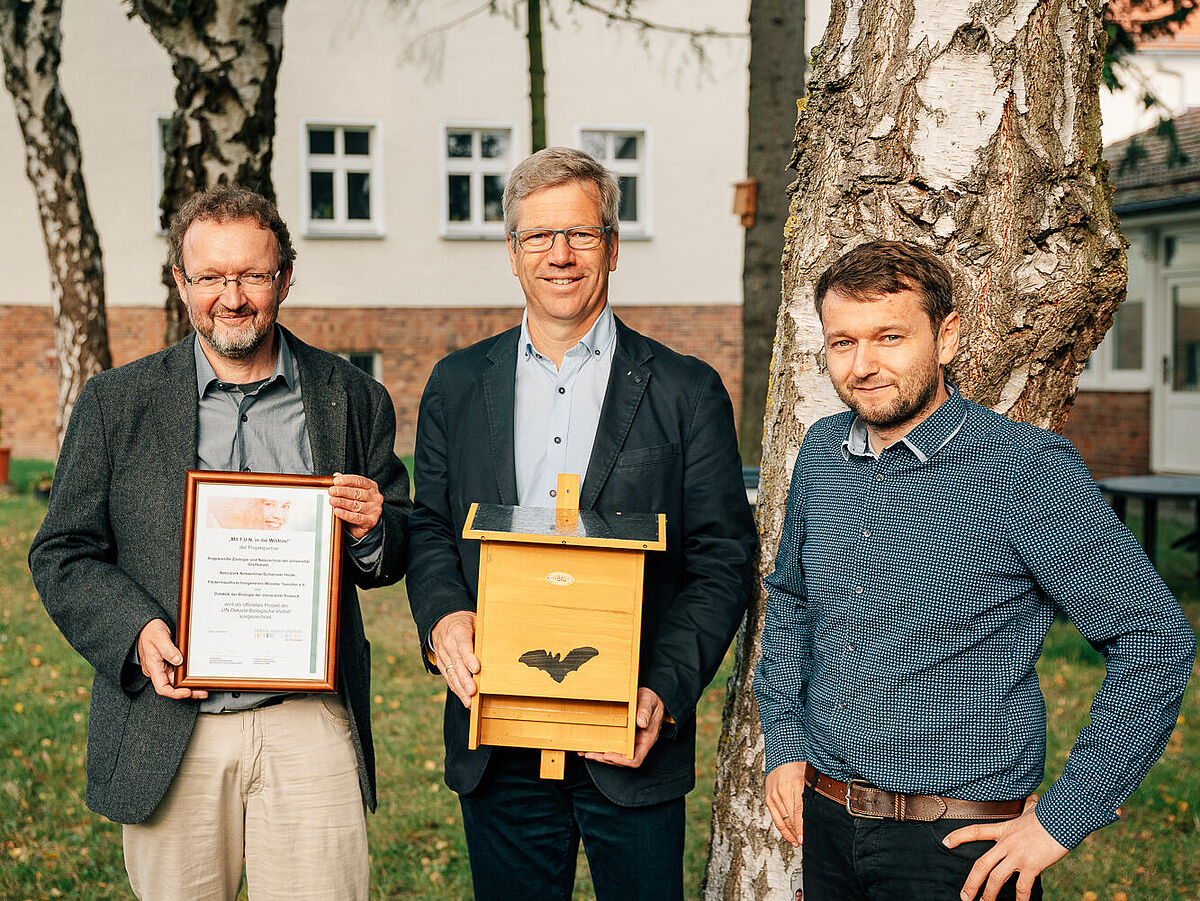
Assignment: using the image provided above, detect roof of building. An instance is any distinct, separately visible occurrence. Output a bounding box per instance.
[1104,106,1200,214]
[1110,0,1200,50]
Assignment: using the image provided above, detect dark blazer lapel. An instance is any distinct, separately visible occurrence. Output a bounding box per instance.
[581,318,652,509]
[287,328,347,475]
[483,329,519,505]
[153,336,201,473]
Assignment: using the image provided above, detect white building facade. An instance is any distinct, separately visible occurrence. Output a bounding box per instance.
[0,0,754,457]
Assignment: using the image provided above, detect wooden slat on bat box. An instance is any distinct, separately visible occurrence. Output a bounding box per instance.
[480,695,629,727]
[478,715,628,754]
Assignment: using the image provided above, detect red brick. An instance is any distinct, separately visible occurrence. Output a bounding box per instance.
[1062,390,1151,480]
[0,304,743,460]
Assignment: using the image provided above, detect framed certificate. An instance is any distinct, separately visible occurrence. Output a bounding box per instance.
[176,471,343,691]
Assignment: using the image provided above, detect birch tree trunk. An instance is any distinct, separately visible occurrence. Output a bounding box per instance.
[127,0,287,345]
[706,0,1125,896]
[739,0,805,467]
[0,0,112,448]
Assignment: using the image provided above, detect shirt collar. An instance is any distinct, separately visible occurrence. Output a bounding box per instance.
[519,303,617,363]
[841,383,968,463]
[194,327,295,396]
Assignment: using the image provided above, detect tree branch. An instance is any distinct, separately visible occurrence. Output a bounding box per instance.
[406,1,494,45]
[569,0,747,39]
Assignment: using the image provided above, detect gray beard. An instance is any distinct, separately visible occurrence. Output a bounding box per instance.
[193,316,272,360]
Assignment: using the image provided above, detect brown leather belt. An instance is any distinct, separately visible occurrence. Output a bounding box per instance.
[805,765,1025,822]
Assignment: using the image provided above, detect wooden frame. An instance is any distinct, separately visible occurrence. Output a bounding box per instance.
[176,470,343,691]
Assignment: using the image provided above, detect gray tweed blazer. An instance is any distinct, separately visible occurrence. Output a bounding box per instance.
[29,328,410,824]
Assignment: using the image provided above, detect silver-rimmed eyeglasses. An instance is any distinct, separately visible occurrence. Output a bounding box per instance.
[509,226,612,252]
[181,271,281,293]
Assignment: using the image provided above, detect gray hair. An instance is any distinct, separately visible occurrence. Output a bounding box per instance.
[502,147,620,235]
[168,185,296,273]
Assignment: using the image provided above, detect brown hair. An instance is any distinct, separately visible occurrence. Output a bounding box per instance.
[168,186,296,273]
[814,241,954,330]
[502,147,620,236]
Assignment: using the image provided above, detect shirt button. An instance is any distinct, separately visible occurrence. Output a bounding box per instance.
[241,414,248,422]
[549,489,557,498]
[231,692,240,698]
[554,436,562,444]
[558,387,566,394]
[848,643,856,652]
[838,702,846,710]
[854,586,863,595]
[862,529,871,538]
[875,474,884,482]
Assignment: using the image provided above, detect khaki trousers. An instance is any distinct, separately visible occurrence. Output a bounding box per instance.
[123,694,368,901]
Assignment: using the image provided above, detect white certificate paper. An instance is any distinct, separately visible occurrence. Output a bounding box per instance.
[177,472,342,690]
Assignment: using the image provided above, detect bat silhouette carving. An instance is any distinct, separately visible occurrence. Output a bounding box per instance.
[518,647,599,682]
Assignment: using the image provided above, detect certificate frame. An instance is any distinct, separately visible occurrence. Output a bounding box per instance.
[176,470,344,691]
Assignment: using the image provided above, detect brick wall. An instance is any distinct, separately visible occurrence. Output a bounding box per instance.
[1061,390,1152,480]
[2,304,1161,483]
[0,306,168,459]
[0,304,743,461]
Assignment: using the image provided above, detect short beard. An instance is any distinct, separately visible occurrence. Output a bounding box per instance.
[190,308,275,360]
[837,364,943,432]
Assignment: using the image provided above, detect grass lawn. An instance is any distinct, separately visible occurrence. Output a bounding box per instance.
[1,488,1197,899]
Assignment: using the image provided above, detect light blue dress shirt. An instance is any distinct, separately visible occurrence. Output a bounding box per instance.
[514,304,617,506]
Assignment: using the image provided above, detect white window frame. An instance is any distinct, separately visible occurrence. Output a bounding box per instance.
[574,124,652,239]
[301,119,385,238]
[1079,226,1156,391]
[440,122,517,239]
[152,113,172,235]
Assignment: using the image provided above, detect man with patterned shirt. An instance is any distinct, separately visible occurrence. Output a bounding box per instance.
[754,241,1194,901]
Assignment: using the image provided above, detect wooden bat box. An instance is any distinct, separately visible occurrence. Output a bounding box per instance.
[461,474,666,779]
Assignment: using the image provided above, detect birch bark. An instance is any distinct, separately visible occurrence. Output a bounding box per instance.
[707,0,1124,896]
[127,0,286,345]
[0,0,112,448]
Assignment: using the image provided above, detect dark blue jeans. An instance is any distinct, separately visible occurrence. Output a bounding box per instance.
[459,748,685,901]
[802,785,1044,900]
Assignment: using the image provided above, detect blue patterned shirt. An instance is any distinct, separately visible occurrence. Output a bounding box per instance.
[754,388,1195,849]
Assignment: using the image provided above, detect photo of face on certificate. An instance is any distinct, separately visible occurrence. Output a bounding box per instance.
[176,472,344,691]
[204,494,316,533]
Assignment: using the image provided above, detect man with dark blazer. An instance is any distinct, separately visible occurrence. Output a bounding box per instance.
[29,187,409,900]
[408,147,756,900]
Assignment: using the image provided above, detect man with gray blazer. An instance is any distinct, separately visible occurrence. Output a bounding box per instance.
[408,148,756,900]
[29,187,410,900]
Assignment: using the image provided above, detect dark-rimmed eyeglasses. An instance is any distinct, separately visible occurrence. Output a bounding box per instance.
[509,226,612,252]
[181,271,281,293]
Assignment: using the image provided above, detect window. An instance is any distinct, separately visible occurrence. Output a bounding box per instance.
[303,122,382,236]
[153,114,172,233]
[1080,228,1153,390]
[336,351,381,381]
[442,125,514,237]
[577,127,649,235]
